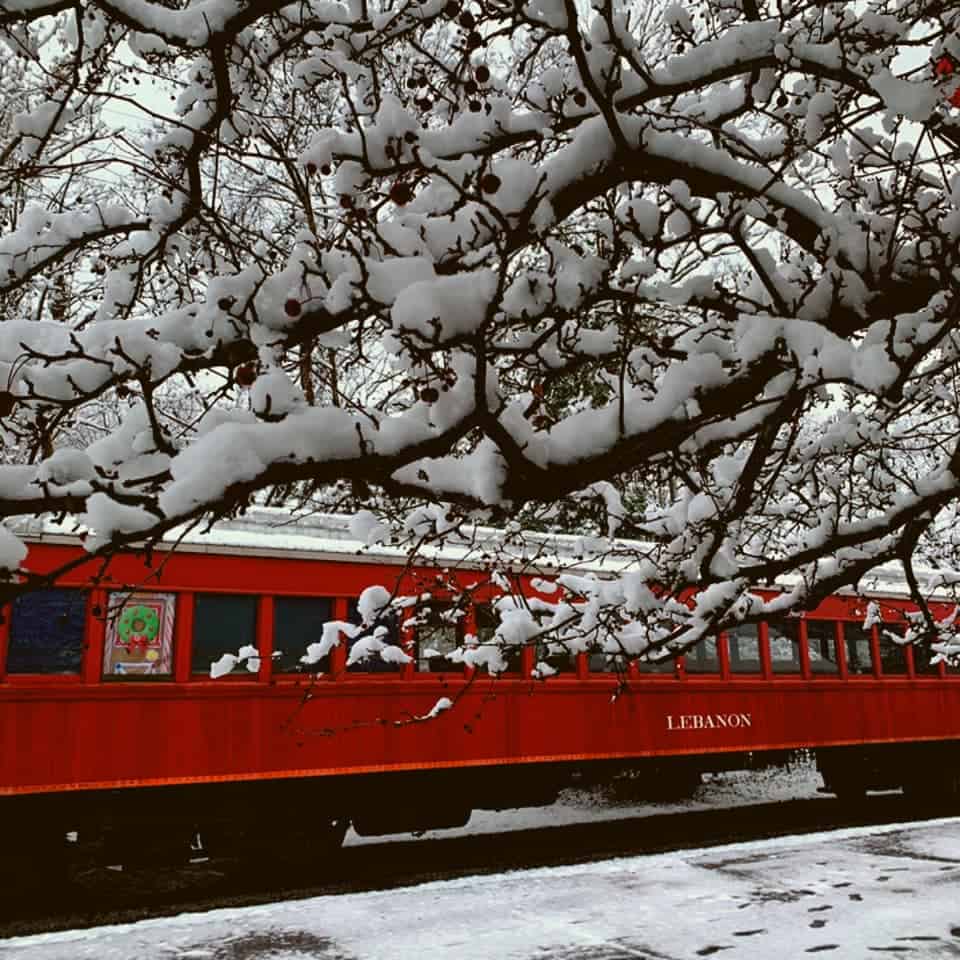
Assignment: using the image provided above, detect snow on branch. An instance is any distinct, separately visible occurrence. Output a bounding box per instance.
[5,0,960,663]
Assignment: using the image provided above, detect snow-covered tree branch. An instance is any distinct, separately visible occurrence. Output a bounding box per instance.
[5,0,960,658]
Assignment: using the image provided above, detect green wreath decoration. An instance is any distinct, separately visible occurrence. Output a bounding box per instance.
[117,604,160,642]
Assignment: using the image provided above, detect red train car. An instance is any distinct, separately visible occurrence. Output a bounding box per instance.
[1,512,959,866]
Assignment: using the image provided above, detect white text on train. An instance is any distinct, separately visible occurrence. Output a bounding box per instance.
[665,713,753,730]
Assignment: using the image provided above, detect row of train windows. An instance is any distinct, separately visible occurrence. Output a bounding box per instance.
[0,588,936,678]
[2,589,407,677]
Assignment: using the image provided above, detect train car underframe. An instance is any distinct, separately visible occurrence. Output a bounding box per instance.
[3,742,958,879]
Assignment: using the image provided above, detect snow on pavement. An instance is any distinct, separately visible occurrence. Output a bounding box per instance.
[5,816,960,959]
[346,759,825,845]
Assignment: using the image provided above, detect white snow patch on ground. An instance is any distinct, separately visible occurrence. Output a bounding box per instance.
[345,758,824,845]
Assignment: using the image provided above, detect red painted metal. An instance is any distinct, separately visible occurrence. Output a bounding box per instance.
[1,539,959,799]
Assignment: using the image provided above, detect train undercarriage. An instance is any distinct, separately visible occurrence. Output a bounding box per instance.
[3,742,958,886]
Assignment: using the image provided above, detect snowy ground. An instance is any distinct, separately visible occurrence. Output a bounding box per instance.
[5,760,958,959]
[345,757,825,844]
[5,815,960,959]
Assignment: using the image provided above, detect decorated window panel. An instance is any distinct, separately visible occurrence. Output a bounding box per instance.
[103,592,175,678]
[7,588,87,675]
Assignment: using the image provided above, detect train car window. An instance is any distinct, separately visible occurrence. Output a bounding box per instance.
[535,640,575,673]
[637,653,675,673]
[6,588,86,674]
[843,622,874,675]
[588,650,626,672]
[684,638,720,674]
[878,628,909,675]
[913,643,940,677]
[192,594,257,675]
[769,618,802,674]
[476,605,521,673]
[347,599,402,673]
[103,592,175,678]
[274,596,334,673]
[416,603,465,673]
[805,620,840,674]
[727,624,762,674]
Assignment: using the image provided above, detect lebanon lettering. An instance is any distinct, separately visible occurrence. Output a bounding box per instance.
[666,713,753,730]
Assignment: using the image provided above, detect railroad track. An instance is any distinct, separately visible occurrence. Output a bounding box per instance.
[0,794,947,939]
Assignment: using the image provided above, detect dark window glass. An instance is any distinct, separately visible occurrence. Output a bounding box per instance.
[7,589,86,674]
[416,603,465,673]
[684,638,720,674]
[192,594,257,675]
[638,650,675,673]
[913,639,940,676]
[477,604,521,673]
[347,599,403,673]
[877,626,909,675]
[844,622,873,675]
[535,640,575,673]
[727,624,761,674]
[274,597,333,673]
[806,620,839,674]
[769,618,802,674]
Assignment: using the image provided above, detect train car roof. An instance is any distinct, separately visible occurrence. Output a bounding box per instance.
[12,508,957,603]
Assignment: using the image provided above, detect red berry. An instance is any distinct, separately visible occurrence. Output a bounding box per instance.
[936,55,955,78]
[475,65,490,84]
[480,173,501,194]
[458,10,475,28]
[235,363,256,387]
[390,182,413,205]
[306,162,317,175]
[284,298,302,317]
[420,386,440,403]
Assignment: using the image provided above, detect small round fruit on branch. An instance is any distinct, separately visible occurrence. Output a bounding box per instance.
[480,173,501,194]
[235,364,257,388]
